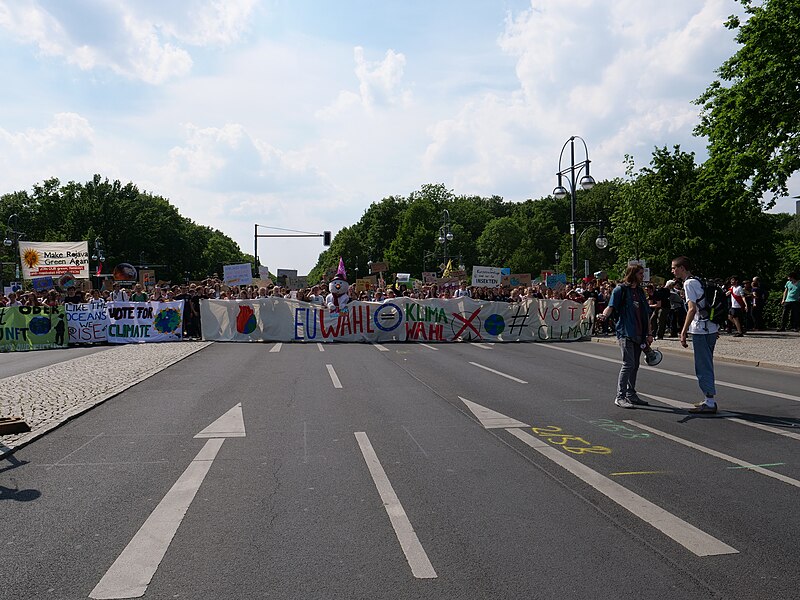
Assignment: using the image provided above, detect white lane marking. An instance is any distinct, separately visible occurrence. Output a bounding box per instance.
[317,343,325,352]
[640,393,800,441]
[354,432,437,578]
[564,398,593,402]
[194,403,245,438]
[624,420,800,489]
[90,438,226,599]
[326,364,342,389]
[372,343,390,352]
[468,362,528,384]
[472,343,492,350]
[506,428,737,556]
[543,344,800,403]
[270,343,282,353]
[460,396,530,429]
[419,343,438,351]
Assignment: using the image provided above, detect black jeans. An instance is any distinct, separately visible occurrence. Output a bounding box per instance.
[780,301,800,330]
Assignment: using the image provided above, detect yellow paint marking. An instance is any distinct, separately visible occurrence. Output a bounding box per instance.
[611,471,666,476]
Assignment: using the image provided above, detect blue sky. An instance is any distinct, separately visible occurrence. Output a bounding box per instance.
[1,0,795,274]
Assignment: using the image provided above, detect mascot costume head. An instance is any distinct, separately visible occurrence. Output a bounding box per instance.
[326,257,351,312]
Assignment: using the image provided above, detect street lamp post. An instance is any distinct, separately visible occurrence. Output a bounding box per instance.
[3,213,24,282]
[553,136,600,284]
[437,210,454,272]
[91,237,106,290]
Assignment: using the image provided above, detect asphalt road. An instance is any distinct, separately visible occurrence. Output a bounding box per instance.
[2,340,799,600]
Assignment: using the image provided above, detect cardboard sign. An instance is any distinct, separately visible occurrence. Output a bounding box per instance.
[422,271,438,284]
[471,266,502,288]
[502,273,532,287]
[546,273,568,288]
[355,279,371,292]
[223,263,253,286]
[369,262,388,274]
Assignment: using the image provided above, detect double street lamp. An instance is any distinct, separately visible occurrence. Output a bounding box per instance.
[3,213,24,280]
[553,136,607,283]
[91,237,106,288]
[437,209,454,270]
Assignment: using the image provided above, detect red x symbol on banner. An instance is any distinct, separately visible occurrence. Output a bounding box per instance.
[452,307,482,340]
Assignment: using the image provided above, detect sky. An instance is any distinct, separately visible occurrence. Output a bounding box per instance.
[1,0,796,275]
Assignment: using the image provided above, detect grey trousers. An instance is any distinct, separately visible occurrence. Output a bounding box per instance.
[616,337,642,400]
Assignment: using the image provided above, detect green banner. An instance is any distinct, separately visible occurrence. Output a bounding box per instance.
[0,306,68,352]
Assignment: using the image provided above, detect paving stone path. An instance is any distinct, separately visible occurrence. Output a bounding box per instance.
[1,341,213,456]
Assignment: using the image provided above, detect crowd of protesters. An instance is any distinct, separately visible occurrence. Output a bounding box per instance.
[1,270,798,337]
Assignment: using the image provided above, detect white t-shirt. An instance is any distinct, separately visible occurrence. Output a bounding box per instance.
[684,277,718,335]
[730,285,745,309]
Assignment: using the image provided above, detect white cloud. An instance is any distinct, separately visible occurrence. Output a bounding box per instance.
[0,112,94,160]
[0,0,256,83]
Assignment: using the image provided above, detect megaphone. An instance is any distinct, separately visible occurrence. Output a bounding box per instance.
[642,344,663,367]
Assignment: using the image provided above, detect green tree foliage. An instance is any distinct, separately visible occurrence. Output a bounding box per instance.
[694,0,800,207]
[0,175,251,282]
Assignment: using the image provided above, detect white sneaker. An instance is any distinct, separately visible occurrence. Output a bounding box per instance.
[615,397,635,409]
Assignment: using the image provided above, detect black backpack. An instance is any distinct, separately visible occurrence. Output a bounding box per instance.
[689,277,728,326]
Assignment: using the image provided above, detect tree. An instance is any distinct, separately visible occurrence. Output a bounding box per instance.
[476,217,524,267]
[694,0,800,207]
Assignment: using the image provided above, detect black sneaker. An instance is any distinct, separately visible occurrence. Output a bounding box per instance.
[628,396,650,406]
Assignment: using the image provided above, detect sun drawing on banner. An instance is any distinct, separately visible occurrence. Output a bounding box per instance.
[153,308,182,334]
[22,248,41,269]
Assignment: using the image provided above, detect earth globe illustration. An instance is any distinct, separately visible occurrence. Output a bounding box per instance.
[113,263,138,281]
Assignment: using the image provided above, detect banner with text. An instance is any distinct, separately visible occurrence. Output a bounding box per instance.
[201,297,594,343]
[0,305,68,352]
[19,241,89,279]
[106,301,184,344]
[66,301,109,344]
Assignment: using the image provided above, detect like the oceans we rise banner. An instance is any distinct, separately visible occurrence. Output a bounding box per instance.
[106,301,184,344]
[0,305,68,352]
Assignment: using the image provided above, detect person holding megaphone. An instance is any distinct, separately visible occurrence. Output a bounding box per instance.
[597,264,656,409]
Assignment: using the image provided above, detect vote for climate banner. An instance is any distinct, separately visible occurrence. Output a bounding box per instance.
[201,296,594,343]
[0,305,68,352]
[106,301,185,344]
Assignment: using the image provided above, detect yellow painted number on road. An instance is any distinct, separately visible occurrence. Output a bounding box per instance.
[531,425,612,455]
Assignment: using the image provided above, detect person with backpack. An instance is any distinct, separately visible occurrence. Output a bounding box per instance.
[597,263,653,409]
[671,256,720,414]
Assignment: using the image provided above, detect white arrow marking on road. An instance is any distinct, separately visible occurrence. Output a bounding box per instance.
[463,399,737,557]
[460,397,530,429]
[194,403,246,438]
[90,405,246,599]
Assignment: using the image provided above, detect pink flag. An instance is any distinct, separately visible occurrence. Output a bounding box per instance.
[337,257,347,279]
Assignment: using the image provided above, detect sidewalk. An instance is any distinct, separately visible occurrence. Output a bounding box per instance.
[591,330,800,371]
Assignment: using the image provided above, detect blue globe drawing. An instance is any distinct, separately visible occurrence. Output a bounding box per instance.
[484,314,505,336]
[153,308,181,334]
[29,316,52,336]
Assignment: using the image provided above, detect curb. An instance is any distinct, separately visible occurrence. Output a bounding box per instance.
[589,336,800,373]
[0,342,214,460]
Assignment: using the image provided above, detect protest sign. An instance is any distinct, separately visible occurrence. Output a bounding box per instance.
[471,266,502,288]
[355,279,371,292]
[546,273,568,288]
[32,276,55,292]
[19,241,89,279]
[106,301,184,344]
[369,262,388,274]
[422,272,438,283]
[66,301,108,344]
[223,263,253,286]
[258,266,270,280]
[201,296,594,344]
[396,273,410,282]
[0,305,68,352]
[502,273,532,287]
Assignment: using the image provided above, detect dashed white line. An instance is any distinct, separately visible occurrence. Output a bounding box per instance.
[317,343,325,352]
[419,343,438,351]
[326,364,342,388]
[269,343,282,353]
[372,343,390,352]
[355,432,437,578]
[472,343,492,350]
[468,362,528,384]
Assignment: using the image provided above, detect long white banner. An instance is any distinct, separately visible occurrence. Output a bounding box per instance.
[106,301,185,344]
[201,297,594,343]
[19,241,89,279]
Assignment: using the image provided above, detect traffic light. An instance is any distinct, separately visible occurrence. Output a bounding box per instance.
[323,231,331,246]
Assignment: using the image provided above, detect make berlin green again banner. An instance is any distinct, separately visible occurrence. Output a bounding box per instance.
[0,305,68,352]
